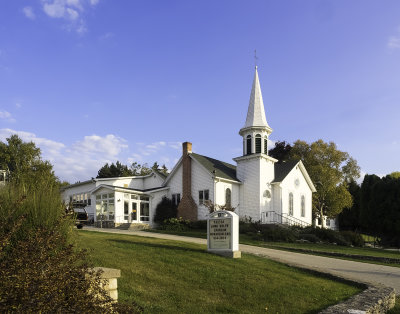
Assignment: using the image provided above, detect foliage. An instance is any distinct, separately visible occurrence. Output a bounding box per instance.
[268,140,292,162]
[189,219,207,230]
[389,171,400,179]
[96,161,169,178]
[0,214,116,313]
[0,135,131,313]
[289,139,360,227]
[160,217,191,231]
[339,231,365,247]
[153,196,177,223]
[0,135,59,187]
[360,174,400,246]
[338,179,362,231]
[203,200,236,213]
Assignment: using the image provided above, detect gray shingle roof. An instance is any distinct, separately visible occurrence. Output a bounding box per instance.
[272,160,299,183]
[191,153,239,182]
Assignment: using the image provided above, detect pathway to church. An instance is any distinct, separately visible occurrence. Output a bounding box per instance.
[85,227,400,295]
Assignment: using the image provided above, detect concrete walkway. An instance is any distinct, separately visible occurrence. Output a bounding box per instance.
[84,227,400,294]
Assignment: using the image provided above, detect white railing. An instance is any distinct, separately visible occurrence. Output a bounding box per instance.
[262,211,311,228]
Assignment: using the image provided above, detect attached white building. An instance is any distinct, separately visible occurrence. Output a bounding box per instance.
[62,66,325,229]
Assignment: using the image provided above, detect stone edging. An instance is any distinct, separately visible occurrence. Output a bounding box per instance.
[320,285,396,314]
[270,246,400,264]
[249,252,396,313]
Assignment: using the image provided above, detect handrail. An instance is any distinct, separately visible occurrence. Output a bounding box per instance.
[262,211,311,228]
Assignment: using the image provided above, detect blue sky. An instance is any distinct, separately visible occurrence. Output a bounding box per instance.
[1,0,399,183]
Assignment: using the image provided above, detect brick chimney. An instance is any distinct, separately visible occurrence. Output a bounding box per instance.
[177,142,198,220]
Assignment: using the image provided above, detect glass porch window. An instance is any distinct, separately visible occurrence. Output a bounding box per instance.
[140,202,150,221]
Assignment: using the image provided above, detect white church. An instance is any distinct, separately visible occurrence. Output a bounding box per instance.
[62,67,337,229]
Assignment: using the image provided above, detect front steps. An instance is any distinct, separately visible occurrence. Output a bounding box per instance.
[114,223,150,231]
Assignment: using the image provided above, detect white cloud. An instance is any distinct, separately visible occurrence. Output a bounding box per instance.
[90,0,99,5]
[388,26,400,50]
[41,0,99,33]
[0,111,16,123]
[23,6,36,19]
[72,134,128,158]
[0,128,180,183]
[99,32,114,40]
[15,103,21,109]
[388,36,400,49]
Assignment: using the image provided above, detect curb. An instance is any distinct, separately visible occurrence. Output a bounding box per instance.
[269,246,400,264]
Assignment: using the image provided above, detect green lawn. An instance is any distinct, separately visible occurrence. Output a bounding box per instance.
[75,230,362,313]
[145,229,400,266]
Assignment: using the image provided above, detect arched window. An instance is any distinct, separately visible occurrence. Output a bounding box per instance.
[246,135,252,155]
[289,193,293,216]
[301,195,305,217]
[225,188,231,208]
[255,134,261,153]
[264,136,268,154]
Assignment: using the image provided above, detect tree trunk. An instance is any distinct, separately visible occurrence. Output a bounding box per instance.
[319,208,325,229]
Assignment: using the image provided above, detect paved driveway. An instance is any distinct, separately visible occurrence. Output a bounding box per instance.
[84,227,400,294]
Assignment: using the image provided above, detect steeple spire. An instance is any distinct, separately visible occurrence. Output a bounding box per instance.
[242,67,270,130]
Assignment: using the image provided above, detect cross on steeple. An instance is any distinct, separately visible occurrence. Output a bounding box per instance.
[254,49,258,68]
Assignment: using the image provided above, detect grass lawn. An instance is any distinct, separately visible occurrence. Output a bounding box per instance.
[75,230,362,313]
[144,229,400,267]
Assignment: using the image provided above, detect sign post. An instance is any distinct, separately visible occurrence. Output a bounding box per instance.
[207,210,241,258]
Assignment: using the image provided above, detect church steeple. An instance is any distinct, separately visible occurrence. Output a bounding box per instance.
[239,66,272,156]
[243,66,270,130]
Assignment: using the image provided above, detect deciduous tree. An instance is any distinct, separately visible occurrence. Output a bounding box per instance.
[289,139,360,228]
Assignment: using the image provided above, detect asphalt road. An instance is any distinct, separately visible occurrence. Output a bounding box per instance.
[84,227,400,295]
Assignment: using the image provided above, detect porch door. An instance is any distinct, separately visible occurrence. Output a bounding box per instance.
[131,201,138,222]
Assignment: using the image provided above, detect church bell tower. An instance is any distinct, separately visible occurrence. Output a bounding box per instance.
[234,66,277,220]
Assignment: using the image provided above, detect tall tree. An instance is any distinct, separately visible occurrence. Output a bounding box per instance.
[389,171,400,179]
[338,179,361,231]
[97,161,134,178]
[268,141,292,162]
[359,174,400,245]
[289,139,360,228]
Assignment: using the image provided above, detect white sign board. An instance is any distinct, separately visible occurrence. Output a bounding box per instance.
[209,218,231,250]
[207,210,241,258]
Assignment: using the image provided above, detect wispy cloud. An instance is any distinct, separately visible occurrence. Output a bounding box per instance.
[41,0,100,34]
[22,6,36,20]
[99,32,114,40]
[388,26,400,50]
[0,111,16,123]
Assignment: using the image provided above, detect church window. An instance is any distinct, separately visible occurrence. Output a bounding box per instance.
[289,193,293,215]
[326,219,331,226]
[255,134,261,153]
[246,135,252,155]
[225,188,231,208]
[199,189,209,205]
[264,137,268,154]
[172,193,181,206]
[301,195,305,217]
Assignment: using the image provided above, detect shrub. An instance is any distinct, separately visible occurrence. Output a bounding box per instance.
[189,219,207,230]
[153,197,177,223]
[161,217,191,231]
[260,224,298,242]
[299,234,321,243]
[312,228,350,246]
[340,231,364,247]
[0,212,122,312]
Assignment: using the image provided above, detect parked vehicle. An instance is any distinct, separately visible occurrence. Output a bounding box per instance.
[73,207,89,229]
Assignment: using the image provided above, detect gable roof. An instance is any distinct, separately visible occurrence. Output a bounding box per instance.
[272,160,316,192]
[153,169,168,180]
[91,184,169,194]
[272,160,300,183]
[191,153,239,182]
